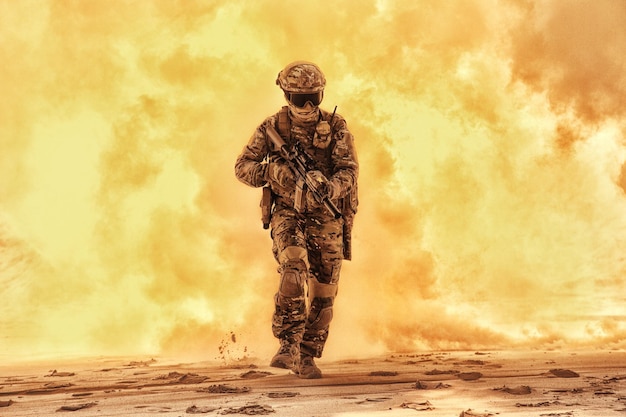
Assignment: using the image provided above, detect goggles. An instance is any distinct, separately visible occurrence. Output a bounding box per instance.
[286,91,323,108]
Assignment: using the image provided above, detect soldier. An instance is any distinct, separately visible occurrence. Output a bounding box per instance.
[235,61,358,379]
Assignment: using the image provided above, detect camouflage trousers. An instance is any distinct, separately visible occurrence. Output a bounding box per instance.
[270,205,344,358]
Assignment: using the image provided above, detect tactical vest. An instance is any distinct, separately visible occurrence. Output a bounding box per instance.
[267,106,358,260]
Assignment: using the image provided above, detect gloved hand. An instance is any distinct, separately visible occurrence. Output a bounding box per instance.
[266,159,296,190]
[306,170,339,201]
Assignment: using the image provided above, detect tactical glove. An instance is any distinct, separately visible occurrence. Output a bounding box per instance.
[306,170,340,202]
[266,159,296,190]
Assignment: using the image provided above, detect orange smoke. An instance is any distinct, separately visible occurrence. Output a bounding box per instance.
[2,0,626,363]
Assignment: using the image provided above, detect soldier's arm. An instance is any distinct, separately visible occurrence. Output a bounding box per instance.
[235,120,272,188]
[328,116,358,199]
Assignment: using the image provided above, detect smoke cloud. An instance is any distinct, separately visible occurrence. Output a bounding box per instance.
[2,0,626,362]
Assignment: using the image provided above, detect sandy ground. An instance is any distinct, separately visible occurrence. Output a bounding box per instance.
[1,350,625,416]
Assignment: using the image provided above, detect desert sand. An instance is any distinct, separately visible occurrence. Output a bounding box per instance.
[1,350,625,416]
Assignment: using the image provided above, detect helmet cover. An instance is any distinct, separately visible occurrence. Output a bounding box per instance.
[276,61,326,93]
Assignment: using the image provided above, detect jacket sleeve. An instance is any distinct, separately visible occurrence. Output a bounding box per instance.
[329,115,358,199]
[234,118,273,188]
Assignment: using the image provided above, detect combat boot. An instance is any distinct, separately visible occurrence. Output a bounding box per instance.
[297,354,322,379]
[270,341,299,371]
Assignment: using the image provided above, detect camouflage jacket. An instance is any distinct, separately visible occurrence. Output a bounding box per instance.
[235,107,358,216]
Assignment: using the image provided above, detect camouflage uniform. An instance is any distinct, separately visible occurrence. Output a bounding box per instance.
[235,61,358,378]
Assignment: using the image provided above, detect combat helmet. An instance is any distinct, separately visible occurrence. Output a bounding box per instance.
[276,61,325,108]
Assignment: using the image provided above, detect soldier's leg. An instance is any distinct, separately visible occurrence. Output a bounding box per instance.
[272,247,308,345]
[301,278,339,355]
[298,216,343,378]
[269,209,308,370]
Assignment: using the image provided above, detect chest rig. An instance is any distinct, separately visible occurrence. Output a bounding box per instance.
[261,107,335,227]
[275,106,335,176]
[262,106,356,260]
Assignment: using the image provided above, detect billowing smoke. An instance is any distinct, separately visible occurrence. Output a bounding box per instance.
[2,0,626,362]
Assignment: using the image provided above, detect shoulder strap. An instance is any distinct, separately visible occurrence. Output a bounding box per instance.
[276,106,291,140]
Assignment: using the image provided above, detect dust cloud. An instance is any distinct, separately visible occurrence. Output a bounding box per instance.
[2,0,626,362]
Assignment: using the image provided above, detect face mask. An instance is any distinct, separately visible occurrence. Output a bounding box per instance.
[291,100,316,114]
[288,101,319,123]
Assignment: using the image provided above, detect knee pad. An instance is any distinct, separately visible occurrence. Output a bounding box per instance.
[307,303,333,330]
[278,263,306,298]
[306,279,337,330]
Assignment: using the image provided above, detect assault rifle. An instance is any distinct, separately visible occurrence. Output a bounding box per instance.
[266,124,342,219]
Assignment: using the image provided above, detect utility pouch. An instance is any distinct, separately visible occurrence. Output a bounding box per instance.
[260,185,273,229]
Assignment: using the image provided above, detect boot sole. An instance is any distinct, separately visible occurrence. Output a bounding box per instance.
[269,360,293,370]
[270,355,296,370]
